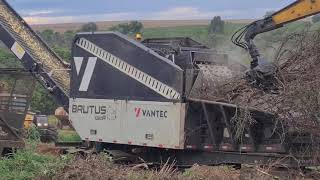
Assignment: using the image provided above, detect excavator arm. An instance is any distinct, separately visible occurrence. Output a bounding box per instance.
[273,0,320,25]
[232,0,320,88]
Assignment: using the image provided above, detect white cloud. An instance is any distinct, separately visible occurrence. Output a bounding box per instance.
[20,9,61,16]
[24,16,74,24]
[24,12,137,24]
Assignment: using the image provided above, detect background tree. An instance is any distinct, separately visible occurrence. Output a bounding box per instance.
[128,21,143,34]
[264,11,276,18]
[41,29,55,43]
[109,21,143,35]
[80,22,98,32]
[63,30,76,46]
[0,48,22,68]
[53,46,71,62]
[208,16,225,34]
[31,84,57,115]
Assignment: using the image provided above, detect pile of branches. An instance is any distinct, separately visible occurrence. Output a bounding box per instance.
[52,154,241,180]
[199,29,320,137]
[188,29,320,162]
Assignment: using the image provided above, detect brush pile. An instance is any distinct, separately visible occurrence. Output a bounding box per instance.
[52,154,241,180]
[197,30,320,136]
[51,154,319,180]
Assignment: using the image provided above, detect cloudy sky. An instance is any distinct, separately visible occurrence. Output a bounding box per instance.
[8,0,294,24]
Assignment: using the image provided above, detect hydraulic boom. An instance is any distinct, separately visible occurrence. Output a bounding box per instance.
[232,0,320,88]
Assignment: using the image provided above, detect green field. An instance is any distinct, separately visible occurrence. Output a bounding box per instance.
[142,23,255,65]
[142,23,245,47]
[58,130,81,142]
[0,139,72,180]
[47,116,81,142]
[141,21,315,65]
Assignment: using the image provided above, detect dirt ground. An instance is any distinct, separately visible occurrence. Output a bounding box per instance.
[36,143,62,157]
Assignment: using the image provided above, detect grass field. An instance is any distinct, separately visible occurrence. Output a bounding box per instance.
[47,115,81,142]
[0,141,72,180]
[142,23,254,65]
[58,130,81,142]
[142,23,245,45]
[31,19,254,33]
[143,25,209,40]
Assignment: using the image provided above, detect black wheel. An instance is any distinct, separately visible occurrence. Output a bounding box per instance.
[40,126,58,143]
[94,142,103,153]
[40,134,57,143]
[1,148,14,157]
[0,147,4,156]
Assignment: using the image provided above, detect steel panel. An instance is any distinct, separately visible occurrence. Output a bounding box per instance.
[69,98,185,149]
[71,32,183,102]
[123,101,185,149]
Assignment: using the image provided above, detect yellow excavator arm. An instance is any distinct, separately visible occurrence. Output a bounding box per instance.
[273,0,320,25]
[232,0,320,89]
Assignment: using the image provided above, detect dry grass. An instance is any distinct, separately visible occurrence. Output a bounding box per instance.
[52,154,178,180]
[183,165,240,180]
[51,154,241,180]
[51,154,320,180]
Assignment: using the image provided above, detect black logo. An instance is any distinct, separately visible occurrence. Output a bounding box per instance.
[72,104,116,120]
